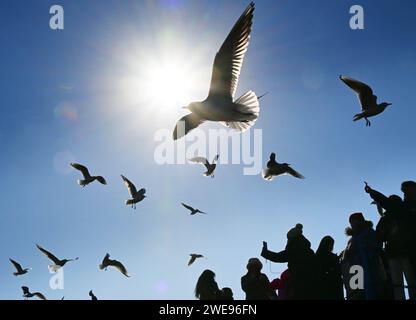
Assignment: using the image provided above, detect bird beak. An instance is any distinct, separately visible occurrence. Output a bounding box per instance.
[387,103,392,106]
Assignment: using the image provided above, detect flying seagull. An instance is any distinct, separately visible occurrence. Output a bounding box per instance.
[70,163,107,187]
[339,76,392,127]
[9,259,30,276]
[121,175,146,209]
[188,155,219,178]
[262,153,305,181]
[188,254,204,266]
[173,2,259,140]
[99,253,130,277]
[21,286,47,300]
[36,244,78,271]
[89,290,98,300]
[181,203,207,215]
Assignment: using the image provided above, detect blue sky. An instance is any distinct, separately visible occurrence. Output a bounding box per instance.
[0,0,416,300]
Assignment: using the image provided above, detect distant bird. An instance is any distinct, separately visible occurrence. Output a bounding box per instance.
[262,153,305,181]
[173,2,259,140]
[36,244,78,271]
[181,203,207,215]
[188,155,219,178]
[99,253,130,277]
[121,175,146,209]
[9,259,30,276]
[89,290,98,300]
[70,163,107,187]
[188,254,204,266]
[339,75,392,127]
[21,286,47,300]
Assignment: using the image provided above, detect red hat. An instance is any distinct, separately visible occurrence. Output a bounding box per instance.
[349,212,365,224]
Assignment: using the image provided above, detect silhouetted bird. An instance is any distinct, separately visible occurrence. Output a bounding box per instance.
[70,163,107,187]
[89,290,98,300]
[339,76,392,127]
[189,155,219,178]
[9,259,30,276]
[121,175,146,209]
[173,2,259,140]
[99,253,130,277]
[36,244,78,271]
[181,203,207,215]
[262,153,305,181]
[21,286,47,300]
[188,254,204,266]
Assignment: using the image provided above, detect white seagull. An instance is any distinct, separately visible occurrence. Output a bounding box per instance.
[70,163,107,187]
[188,155,219,178]
[339,75,392,127]
[173,2,259,140]
[99,253,130,277]
[9,259,30,276]
[188,254,204,266]
[121,175,146,209]
[21,286,47,300]
[181,203,207,215]
[262,153,305,181]
[36,244,78,271]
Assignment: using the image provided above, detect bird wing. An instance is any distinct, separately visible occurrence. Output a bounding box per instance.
[286,167,305,179]
[36,244,60,265]
[212,154,220,164]
[95,176,107,185]
[340,76,377,110]
[188,255,197,266]
[70,163,91,179]
[21,286,30,295]
[34,292,47,300]
[189,157,211,171]
[9,258,23,272]
[208,2,255,99]
[173,114,203,140]
[121,175,137,197]
[112,260,129,277]
[181,203,195,212]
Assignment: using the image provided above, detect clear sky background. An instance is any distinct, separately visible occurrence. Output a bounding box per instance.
[0,0,415,300]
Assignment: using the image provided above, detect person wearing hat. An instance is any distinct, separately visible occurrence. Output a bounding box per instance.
[342,212,387,300]
[241,258,275,300]
[261,224,318,299]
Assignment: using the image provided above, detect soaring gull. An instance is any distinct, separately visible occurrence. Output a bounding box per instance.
[339,76,392,127]
[262,153,305,181]
[173,2,259,140]
[70,163,107,187]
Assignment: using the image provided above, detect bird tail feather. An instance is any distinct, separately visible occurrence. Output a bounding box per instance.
[224,91,260,132]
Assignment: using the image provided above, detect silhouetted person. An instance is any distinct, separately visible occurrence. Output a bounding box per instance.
[219,287,234,300]
[241,258,275,300]
[401,181,416,275]
[261,224,318,299]
[365,184,416,300]
[341,212,387,300]
[315,236,344,300]
[195,270,221,300]
[270,269,292,300]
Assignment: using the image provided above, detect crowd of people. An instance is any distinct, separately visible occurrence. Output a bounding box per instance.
[194,181,416,300]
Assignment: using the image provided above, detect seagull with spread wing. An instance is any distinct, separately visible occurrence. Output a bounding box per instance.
[9,259,30,276]
[173,2,259,140]
[339,75,392,127]
[188,254,204,266]
[188,155,219,178]
[262,153,305,181]
[36,244,78,271]
[21,286,47,300]
[70,163,107,187]
[99,253,130,277]
[121,175,146,209]
[181,203,206,215]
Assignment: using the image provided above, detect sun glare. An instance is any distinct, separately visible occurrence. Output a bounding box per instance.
[143,62,195,109]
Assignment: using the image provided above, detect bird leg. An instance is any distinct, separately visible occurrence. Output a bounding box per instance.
[365,118,371,127]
